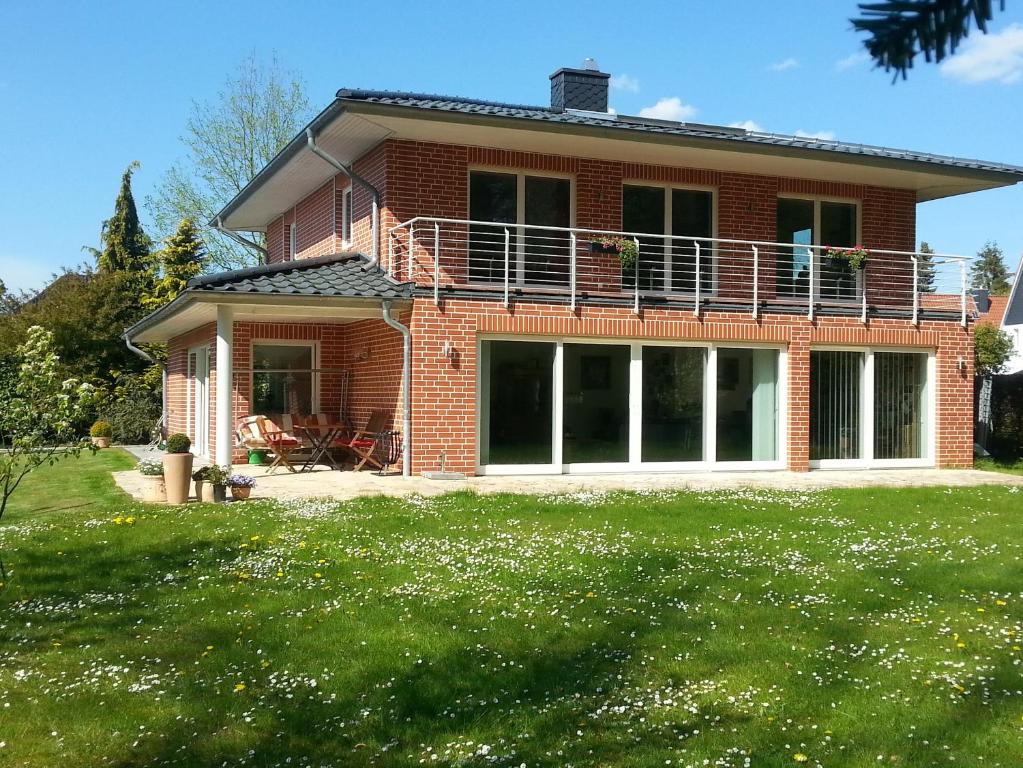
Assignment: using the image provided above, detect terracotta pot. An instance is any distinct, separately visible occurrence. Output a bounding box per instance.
[140,475,166,503]
[231,486,251,501]
[163,453,194,504]
[201,483,226,503]
[91,436,111,449]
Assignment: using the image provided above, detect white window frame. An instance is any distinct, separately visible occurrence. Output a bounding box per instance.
[288,223,297,261]
[809,346,935,470]
[621,181,718,296]
[249,339,320,415]
[475,335,787,475]
[341,187,353,248]
[186,345,210,459]
[777,195,862,303]
[467,167,576,286]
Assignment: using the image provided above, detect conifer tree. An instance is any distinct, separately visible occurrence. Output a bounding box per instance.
[143,218,205,310]
[918,241,937,293]
[970,241,1012,296]
[97,161,152,274]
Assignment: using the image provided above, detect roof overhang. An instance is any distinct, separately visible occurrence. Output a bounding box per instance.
[217,97,1023,232]
[126,292,411,344]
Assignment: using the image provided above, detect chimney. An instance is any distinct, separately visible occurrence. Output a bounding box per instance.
[973,288,992,314]
[550,58,610,113]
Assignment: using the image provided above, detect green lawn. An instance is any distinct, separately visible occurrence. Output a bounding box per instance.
[2,451,1023,767]
[976,456,1023,476]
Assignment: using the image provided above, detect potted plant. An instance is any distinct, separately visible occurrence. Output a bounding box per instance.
[590,236,639,272]
[228,474,256,500]
[193,464,230,503]
[823,245,869,271]
[162,433,194,504]
[90,421,113,449]
[136,458,166,503]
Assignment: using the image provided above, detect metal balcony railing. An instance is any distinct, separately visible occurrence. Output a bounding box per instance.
[387,217,971,325]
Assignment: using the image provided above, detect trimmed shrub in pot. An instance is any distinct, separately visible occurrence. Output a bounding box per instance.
[136,458,165,503]
[90,421,113,449]
[163,433,194,504]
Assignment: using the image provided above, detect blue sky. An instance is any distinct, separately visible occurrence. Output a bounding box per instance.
[2,0,1022,292]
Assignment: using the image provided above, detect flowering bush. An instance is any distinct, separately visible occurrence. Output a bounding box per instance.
[228,474,256,489]
[824,245,869,270]
[136,459,163,476]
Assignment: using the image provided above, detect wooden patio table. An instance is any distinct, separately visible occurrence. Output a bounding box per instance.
[293,422,349,472]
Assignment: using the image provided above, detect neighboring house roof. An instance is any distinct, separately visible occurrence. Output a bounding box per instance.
[125,254,412,344]
[186,253,409,298]
[977,295,1010,327]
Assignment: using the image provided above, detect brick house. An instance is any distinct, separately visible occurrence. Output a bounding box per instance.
[126,63,1023,476]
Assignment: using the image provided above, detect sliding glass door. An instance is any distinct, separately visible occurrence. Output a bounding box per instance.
[479,340,785,472]
[810,349,933,466]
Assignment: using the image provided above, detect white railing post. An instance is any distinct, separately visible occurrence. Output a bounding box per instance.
[633,236,641,315]
[407,222,415,284]
[387,231,395,279]
[751,244,759,319]
[433,222,440,306]
[693,241,702,317]
[960,260,968,328]
[503,227,511,309]
[807,246,815,321]
[570,231,577,312]
[861,266,868,323]
[912,255,919,326]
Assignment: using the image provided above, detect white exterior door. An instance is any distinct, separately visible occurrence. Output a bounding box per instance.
[187,346,210,458]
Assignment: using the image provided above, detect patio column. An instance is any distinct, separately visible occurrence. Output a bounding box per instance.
[215,305,234,468]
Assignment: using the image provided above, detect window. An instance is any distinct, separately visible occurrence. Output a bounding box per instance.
[468,170,571,286]
[777,198,858,301]
[810,349,932,465]
[341,187,353,247]
[480,340,555,466]
[623,185,714,293]
[716,348,779,462]
[642,346,704,462]
[288,223,297,261]
[252,343,315,416]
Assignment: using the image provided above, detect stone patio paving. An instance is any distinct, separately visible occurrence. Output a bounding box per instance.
[113,447,1023,502]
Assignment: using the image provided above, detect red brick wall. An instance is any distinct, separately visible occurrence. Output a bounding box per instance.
[409,299,972,475]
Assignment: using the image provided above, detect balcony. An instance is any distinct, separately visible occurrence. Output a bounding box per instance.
[387,217,971,324]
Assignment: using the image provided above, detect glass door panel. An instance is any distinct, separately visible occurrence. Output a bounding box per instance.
[716,348,779,461]
[469,171,517,283]
[777,198,814,299]
[524,176,571,287]
[622,185,665,291]
[820,202,858,301]
[810,351,863,460]
[670,190,713,294]
[480,341,555,465]
[641,346,704,462]
[563,344,630,464]
[874,352,927,459]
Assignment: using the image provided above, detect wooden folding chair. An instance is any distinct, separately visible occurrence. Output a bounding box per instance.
[337,410,392,471]
[256,415,304,473]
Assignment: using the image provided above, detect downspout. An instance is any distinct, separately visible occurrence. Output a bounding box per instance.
[124,334,167,441]
[305,128,380,270]
[214,217,269,262]
[381,300,411,477]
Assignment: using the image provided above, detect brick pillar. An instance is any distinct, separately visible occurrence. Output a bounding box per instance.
[787,327,811,471]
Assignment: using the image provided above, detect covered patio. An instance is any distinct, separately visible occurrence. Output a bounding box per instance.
[124,254,413,474]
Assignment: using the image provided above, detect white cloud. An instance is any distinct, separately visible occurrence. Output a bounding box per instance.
[940,23,1023,84]
[638,97,698,122]
[769,57,799,72]
[610,73,640,93]
[836,51,870,71]
[795,129,837,141]
[729,120,764,132]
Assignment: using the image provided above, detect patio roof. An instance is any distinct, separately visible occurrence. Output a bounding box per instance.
[126,253,412,344]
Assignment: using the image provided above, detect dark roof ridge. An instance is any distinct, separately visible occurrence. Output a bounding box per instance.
[187,252,364,289]
[337,87,552,113]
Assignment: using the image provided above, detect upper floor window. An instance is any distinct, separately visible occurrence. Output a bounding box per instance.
[622,185,714,293]
[341,187,353,248]
[288,222,297,261]
[468,170,571,287]
[776,198,858,301]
